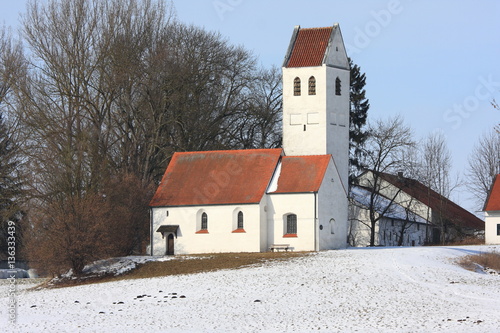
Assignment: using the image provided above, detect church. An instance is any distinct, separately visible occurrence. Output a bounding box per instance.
[149,24,350,255]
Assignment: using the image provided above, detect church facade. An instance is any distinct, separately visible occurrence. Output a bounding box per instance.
[150,24,350,255]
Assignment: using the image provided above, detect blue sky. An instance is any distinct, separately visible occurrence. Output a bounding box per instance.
[2,0,499,213]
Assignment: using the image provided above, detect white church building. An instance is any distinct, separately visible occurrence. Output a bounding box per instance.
[150,24,350,255]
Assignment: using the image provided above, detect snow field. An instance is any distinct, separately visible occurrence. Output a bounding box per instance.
[1,246,499,332]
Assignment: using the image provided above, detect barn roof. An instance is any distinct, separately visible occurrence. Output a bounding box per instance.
[484,174,500,211]
[150,149,283,207]
[284,26,333,68]
[375,172,484,230]
[270,155,331,193]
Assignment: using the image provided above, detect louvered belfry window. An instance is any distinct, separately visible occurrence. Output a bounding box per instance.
[294,77,301,96]
[308,76,316,95]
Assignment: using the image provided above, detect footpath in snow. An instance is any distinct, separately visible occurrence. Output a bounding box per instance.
[1,245,499,332]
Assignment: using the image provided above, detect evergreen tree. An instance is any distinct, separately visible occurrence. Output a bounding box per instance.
[349,58,370,180]
[0,112,23,259]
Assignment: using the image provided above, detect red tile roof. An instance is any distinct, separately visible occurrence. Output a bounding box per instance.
[271,155,331,193]
[150,149,282,207]
[376,172,484,230]
[286,27,333,68]
[484,174,500,211]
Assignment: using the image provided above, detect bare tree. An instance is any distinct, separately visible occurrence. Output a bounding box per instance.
[356,115,416,246]
[0,27,27,260]
[466,129,500,210]
[231,66,282,149]
[18,0,174,275]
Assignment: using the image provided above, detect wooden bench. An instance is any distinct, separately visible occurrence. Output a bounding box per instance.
[269,244,291,252]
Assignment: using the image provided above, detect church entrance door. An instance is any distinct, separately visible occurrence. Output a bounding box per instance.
[166,234,174,255]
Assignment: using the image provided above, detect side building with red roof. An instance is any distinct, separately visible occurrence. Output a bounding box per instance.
[349,170,484,246]
[484,174,500,244]
[149,24,350,255]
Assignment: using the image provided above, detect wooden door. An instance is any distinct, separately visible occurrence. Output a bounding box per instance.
[166,234,174,255]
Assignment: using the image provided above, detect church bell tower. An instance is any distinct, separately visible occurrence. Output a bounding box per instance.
[282,24,350,188]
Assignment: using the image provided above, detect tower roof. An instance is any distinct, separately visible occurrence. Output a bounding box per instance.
[285,26,333,68]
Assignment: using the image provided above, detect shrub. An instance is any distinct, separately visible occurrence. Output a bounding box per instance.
[458,251,500,273]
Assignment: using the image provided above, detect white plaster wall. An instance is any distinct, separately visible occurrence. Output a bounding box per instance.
[325,65,350,189]
[378,218,427,246]
[318,159,348,249]
[267,193,316,251]
[348,204,379,247]
[324,25,349,69]
[349,202,428,247]
[151,203,262,255]
[282,66,327,157]
[485,211,500,245]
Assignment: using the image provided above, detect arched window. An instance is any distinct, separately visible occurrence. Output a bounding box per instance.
[308,76,316,95]
[294,77,301,96]
[286,214,297,235]
[237,211,244,229]
[201,212,208,230]
[335,77,341,96]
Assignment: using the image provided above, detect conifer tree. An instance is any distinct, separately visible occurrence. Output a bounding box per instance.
[349,58,370,179]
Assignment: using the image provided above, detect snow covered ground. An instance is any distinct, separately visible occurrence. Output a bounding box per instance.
[1,245,499,332]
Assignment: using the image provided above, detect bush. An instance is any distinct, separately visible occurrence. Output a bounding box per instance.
[459,251,500,273]
[25,173,154,277]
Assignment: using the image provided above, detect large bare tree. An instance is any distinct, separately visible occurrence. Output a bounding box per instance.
[14,0,281,275]
[355,115,416,246]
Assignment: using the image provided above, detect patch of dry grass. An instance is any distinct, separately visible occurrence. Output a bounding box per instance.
[458,251,500,273]
[446,237,484,246]
[51,252,309,287]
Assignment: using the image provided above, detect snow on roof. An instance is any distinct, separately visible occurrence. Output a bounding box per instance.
[374,172,484,230]
[350,185,427,223]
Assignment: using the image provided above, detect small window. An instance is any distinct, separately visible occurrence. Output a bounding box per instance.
[294,77,301,96]
[497,223,500,236]
[201,212,208,230]
[237,211,244,229]
[308,76,316,95]
[335,77,341,96]
[286,214,297,235]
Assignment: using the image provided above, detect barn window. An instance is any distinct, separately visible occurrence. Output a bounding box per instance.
[285,214,297,236]
[237,211,244,229]
[497,223,500,236]
[308,76,316,95]
[335,77,341,96]
[294,77,301,96]
[201,212,208,230]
